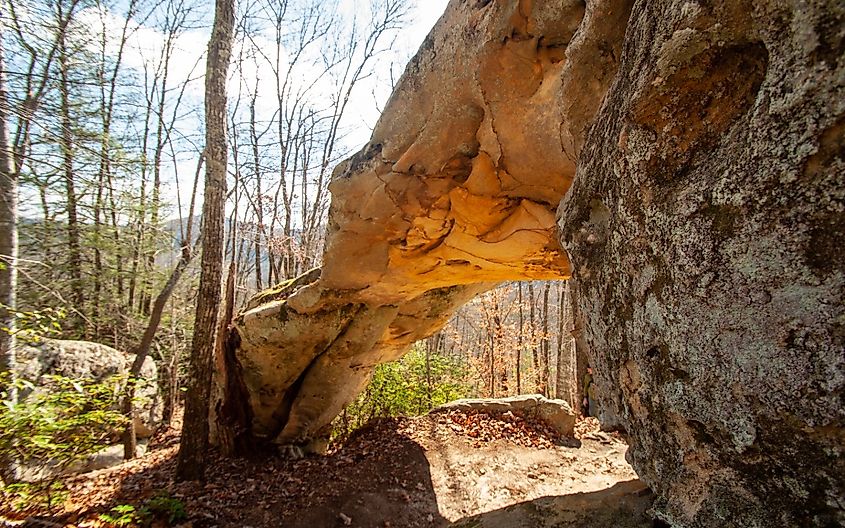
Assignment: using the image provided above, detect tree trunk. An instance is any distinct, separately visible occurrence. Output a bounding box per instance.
[516,282,523,394]
[528,282,541,392]
[555,281,572,403]
[493,293,506,395]
[540,282,551,397]
[569,280,589,414]
[0,19,17,404]
[97,1,135,326]
[176,0,235,481]
[122,235,196,459]
[249,94,263,291]
[424,335,433,410]
[57,8,84,327]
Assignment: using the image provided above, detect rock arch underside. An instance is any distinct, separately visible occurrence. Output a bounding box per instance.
[216,1,844,526]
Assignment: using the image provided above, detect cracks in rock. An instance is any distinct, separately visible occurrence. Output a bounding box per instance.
[266,304,364,444]
[479,226,552,245]
[478,82,507,171]
[508,0,534,41]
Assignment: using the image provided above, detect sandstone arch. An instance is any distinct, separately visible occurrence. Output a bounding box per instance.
[217,1,844,526]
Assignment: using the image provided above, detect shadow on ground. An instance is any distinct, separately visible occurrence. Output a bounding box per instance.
[448,479,654,528]
[53,418,655,528]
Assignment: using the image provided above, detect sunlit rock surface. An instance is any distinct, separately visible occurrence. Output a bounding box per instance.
[223,0,844,525]
[16,338,161,438]
[224,0,605,452]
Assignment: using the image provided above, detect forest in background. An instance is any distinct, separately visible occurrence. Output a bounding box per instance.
[0,0,581,492]
[1,0,579,422]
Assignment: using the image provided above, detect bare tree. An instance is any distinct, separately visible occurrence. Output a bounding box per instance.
[176,0,235,482]
[0,17,17,401]
[55,0,85,326]
[122,154,203,459]
[1,0,82,377]
[91,0,141,327]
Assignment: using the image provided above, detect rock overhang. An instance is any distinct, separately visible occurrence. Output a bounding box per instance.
[219,1,845,526]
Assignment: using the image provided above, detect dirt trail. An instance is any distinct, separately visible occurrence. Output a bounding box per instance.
[400,413,652,527]
[44,413,654,528]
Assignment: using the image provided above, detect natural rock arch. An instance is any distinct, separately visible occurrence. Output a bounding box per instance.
[216,1,844,526]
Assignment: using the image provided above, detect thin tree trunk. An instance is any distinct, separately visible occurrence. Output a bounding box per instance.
[142,57,171,316]
[121,152,201,458]
[493,293,506,395]
[425,335,433,409]
[516,282,523,394]
[57,9,84,327]
[569,280,589,414]
[176,0,234,481]
[555,281,571,403]
[121,238,195,458]
[128,92,151,311]
[97,0,136,323]
[528,282,540,392]
[489,330,495,398]
[0,19,18,406]
[541,282,551,397]
[161,296,181,427]
[249,92,263,290]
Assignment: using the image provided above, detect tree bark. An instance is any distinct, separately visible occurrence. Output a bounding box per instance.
[516,282,523,394]
[540,282,551,397]
[57,3,85,327]
[176,0,235,481]
[0,18,17,402]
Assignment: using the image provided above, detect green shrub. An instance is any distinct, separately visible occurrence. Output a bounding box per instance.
[99,504,138,527]
[144,494,187,524]
[99,494,187,527]
[334,346,475,441]
[0,373,128,513]
[0,304,66,344]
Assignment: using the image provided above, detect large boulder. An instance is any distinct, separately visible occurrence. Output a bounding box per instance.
[558,1,844,526]
[16,339,162,438]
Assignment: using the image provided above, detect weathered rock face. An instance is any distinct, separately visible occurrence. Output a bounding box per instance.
[17,339,161,438]
[224,0,844,525]
[558,1,845,526]
[223,0,616,452]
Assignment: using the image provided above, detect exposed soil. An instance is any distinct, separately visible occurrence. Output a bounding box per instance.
[3,412,654,528]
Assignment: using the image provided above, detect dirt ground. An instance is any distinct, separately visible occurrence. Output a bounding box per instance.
[4,412,655,528]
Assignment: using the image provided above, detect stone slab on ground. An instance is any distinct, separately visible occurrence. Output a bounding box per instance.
[432,394,577,437]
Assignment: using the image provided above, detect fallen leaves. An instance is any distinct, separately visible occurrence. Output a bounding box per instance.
[4,409,629,528]
[574,416,600,439]
[428,409,567,449]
